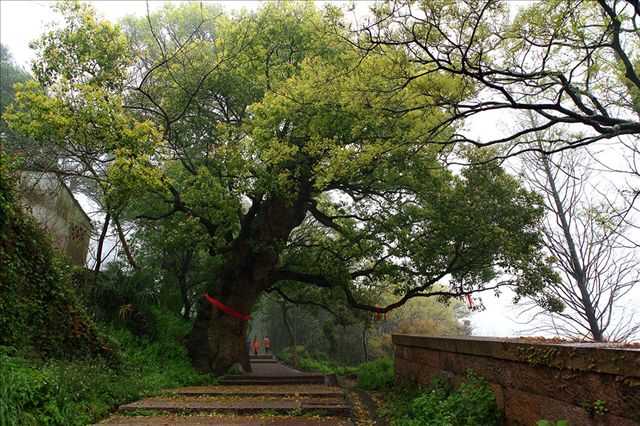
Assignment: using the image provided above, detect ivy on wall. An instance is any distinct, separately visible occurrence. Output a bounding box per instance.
[0,154,113,359]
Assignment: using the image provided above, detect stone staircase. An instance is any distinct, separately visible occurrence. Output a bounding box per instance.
[96,355,353,425]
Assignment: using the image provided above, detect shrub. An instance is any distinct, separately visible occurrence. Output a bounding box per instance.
[0,153,17,230]
[278,346,357,376]
[357,357,395,390]
[0,157,112,360]
[0,310,213,426]
[398,371,501,426]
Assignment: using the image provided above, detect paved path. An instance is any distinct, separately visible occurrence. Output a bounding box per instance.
[96,355,353,425]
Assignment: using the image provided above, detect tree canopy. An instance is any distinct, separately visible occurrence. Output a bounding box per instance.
[4,1,557,372]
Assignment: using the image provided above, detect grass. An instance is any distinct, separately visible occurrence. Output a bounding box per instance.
[376,372,502,426]
[277,346,358,376]
[357,358,395,390]
[277,347,395,392]
[0,309,215,426]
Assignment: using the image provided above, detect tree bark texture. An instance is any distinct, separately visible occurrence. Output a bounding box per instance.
[114,215,138,270]
[186,193,309,374]
[362,325,369,362]
[94,212,111,282]
[178,250,193,320]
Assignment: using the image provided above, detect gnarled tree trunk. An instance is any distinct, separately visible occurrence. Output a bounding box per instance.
[186,191,309,374]
[187,289,256,375]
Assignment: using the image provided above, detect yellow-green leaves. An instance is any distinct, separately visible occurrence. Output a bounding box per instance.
[4,81,71,142]
[31,0,130,88]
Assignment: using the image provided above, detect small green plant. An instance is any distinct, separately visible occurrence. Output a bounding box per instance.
[398,371,501,426]
[580,399,609,417]
[357,358,395,390]
[121,409,159,417]
[537,420,570,426]
[288,407,304,416]
[278,346,358,376]
[226,364,243,375]
[377,384,423,422]
[593,400,608,415]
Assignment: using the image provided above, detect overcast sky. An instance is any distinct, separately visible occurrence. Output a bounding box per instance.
[1,0,638,340]
[1,0,375,67]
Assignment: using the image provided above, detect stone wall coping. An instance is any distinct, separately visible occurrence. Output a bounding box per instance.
[392,334,640,378]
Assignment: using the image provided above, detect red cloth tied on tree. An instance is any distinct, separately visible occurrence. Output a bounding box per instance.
[203,293,251,321]
[465,294,474,308]
[374,306,387,321]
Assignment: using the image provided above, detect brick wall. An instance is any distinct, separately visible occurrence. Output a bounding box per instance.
[393,335,640,426]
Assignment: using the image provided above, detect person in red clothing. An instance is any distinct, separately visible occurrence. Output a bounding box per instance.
[251,336,260,355]
[263,336,271,354]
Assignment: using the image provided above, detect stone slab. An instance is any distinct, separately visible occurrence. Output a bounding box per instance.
[392,334,640,377]
[98,415,352,425]
[119,397,350,417]
[170,386,343,398]
[219,377,327,386]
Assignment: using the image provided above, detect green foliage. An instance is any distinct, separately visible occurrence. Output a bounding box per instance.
[3,2,558,376]
[124,206,221,319]
[0,45,29,112]
[0,159,111,359]
[88,262,159,333]
[377,385,423,423]
[579,399,609,417]
[0,152,17,230]
[278,346,395,390]
[3,2,555,315]
[537,421,569,426]
[278,346,357,376]
[0,159,209,425]
[396,372,501,426]
[357,358,395,390]
[368,289,470,359]
[252,292,368,365]
[0,309,212,426]
[592,400,608,416]
[0,45,32,153]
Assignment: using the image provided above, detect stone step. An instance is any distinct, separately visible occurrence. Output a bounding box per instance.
[98,415,353,425]
[170,385,344,398]
[249,354,275,360]
[219,375,327,386]
[118,396,351,417]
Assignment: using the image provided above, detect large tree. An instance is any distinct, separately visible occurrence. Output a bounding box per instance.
[5,2,555,373]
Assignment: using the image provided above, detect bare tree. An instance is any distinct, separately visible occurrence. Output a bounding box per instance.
[520,147,640,341]
[586,137,640,251]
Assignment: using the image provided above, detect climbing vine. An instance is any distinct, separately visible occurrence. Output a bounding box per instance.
[0,155,112,359]
[0,153,17,231]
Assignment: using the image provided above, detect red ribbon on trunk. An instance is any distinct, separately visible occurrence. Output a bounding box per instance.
[203,293,252,321]
[465,294,474,309]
